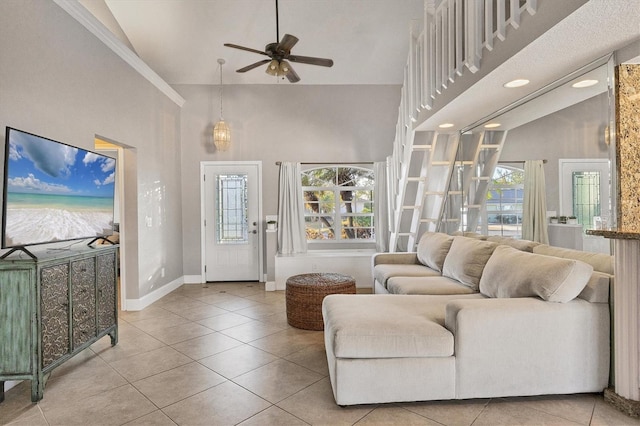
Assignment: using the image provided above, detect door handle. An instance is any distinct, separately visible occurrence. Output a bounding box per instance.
[251,230,257,234]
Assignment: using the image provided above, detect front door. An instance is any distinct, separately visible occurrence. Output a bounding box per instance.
[202,162,262,281]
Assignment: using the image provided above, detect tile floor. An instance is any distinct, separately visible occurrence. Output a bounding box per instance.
[1,282,639,426]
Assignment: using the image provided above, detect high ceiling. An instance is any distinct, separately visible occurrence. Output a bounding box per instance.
[80,0,640,131]
[97,0,424,85]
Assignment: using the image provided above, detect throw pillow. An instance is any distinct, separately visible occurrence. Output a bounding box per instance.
[416,232,454,272]
[442,236,498,290]
[479,245,594,303]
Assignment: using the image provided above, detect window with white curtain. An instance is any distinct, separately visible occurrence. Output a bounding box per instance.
[301,166,375,242]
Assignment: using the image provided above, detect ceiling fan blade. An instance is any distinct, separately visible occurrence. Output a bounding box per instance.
[277,34,299,53]
[285,64,300,83]
[288,55,334,67]
[236,59,271,73]
[224,43,269,56]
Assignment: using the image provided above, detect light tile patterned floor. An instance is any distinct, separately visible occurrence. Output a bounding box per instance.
[1,282,639,425]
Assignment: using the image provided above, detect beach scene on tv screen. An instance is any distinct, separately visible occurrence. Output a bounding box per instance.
[4,130,115,247]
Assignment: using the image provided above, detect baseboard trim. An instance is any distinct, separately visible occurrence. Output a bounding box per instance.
[183,275,204,284]
[125,276,184,311]
[4,380,20,393]
[265,281,285,291]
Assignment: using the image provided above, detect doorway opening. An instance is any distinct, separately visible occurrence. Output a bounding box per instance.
[95,137,128,309]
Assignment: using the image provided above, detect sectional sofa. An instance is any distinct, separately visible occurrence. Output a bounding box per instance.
[322,232,613,406]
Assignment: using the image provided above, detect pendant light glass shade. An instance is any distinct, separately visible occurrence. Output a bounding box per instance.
[279,60,291,74]
[214,58,231,151]
[266,59,280,76]
[213,120,231,151]
[265,59,291,77]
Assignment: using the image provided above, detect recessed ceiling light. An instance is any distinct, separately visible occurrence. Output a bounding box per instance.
[484,123,501,129]
[503,79,530,88]
[439,123,454,128]
[571,79,598,88]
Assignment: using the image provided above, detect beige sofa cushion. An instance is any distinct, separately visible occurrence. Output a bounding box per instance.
[416,232,454,272]
[442,237,498,290]
[387,276,478,295]
[323,294,481,358]
[480,245,593,303]
[533,244,613,274]
[486,235,539,252]
[373,264,440,288]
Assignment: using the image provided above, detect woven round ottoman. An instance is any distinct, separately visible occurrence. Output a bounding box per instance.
[286,272,356,330]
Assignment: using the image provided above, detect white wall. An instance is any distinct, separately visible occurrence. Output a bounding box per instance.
[176,83,400,277]
[0,1,184,301]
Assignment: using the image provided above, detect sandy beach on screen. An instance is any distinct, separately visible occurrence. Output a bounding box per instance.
[5,208,113,246]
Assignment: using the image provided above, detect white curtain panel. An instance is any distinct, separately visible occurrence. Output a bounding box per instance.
[277,162,307,254]
[374,161,389,252]
[522,160,549,244]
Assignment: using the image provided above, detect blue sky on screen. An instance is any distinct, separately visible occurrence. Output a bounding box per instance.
[6,130,115,197]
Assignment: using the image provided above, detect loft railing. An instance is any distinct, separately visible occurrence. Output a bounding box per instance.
[388,0,538,250]
[419,0,537,115]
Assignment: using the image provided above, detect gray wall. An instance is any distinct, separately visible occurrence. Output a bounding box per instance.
[176,84,400,276]
[500,92,610,213]
[0,1,184,300]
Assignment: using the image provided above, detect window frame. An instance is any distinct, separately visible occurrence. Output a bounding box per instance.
[301,165,375,244]
[482,165,524,238]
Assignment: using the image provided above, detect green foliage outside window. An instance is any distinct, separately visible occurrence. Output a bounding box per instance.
[302,167,375,241]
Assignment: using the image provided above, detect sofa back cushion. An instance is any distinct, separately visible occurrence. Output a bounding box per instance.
[480,245,593,303]
[442,237,498,290]
[416,232,454,272]
[486,235,540,252]
[533,244,613,275]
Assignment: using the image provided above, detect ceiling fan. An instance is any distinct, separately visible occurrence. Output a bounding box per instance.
[224,0,334,83]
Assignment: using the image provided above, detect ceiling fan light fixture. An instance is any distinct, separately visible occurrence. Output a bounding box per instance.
[224,0,333,83]
[279,60,291,75]
[266,59,280,76]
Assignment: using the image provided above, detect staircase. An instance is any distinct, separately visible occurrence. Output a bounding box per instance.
[389,131,459,252]
[387,0,538,252]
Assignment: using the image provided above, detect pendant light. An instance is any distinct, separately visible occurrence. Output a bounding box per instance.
[213,58,231,151]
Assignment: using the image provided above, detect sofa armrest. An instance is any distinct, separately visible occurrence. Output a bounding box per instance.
[372,252,419,266]
[444,298,610,399]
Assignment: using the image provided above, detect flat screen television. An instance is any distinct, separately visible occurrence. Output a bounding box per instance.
[2,127,116,256]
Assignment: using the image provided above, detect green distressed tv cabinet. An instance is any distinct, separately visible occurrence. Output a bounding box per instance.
[0,245,118,403]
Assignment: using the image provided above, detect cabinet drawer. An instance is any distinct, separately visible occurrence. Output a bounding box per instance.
[71,258,96,324]
[73,319,96,349]
[72,286,95,323]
